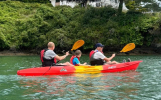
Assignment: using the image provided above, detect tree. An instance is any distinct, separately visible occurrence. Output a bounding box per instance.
[118,0,124,15]
[124,0,161,12]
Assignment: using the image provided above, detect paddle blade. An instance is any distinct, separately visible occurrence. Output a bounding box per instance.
[71,40,85,51]
[120,43,135,52]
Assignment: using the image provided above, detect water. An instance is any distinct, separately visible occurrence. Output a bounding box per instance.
[0,55,161,100]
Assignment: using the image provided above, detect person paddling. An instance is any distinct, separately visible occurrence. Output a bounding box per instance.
[40,42,73,67]
[89,43,118,65]
[70,50,88,66]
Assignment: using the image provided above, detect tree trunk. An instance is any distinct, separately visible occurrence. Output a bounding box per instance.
[118,0,123,15]
[85,0,90,9]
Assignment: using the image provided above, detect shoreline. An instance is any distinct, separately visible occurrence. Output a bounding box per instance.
[0,48,161,56]
[0,51,37,56]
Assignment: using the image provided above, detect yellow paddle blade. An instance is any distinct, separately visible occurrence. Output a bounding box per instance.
[120,43,135,52]
[71,40,85,51]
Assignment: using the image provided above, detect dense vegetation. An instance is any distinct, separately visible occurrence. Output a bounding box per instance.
[0,1,161,53]
[0,0,50,3]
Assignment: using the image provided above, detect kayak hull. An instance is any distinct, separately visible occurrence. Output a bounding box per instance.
[17,60,143,76]
[102,60,142,73]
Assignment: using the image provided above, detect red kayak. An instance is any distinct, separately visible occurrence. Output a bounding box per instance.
[17,60,142,76]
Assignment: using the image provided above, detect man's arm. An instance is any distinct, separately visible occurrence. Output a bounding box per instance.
[54,51,69,61]
[103,54,115,62]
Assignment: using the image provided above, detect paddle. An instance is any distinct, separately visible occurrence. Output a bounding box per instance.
[71,40,85,51]
[61,39,85,59]
[57,40,85,64]
[62,40,85,55]
[120,43,135,53]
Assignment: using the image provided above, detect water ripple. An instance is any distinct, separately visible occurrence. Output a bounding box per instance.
[1,55,161,99]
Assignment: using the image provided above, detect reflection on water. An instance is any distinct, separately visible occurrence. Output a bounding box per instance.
[17,71,140,99]
[18,75,77,98]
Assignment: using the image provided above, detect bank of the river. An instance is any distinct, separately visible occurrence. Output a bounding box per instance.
[104,47,161,55]
[0,51,36,56]
[0,47,161,56]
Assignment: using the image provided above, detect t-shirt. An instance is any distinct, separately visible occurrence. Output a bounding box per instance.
[93,51,106,60]
[73,57,80,65]
[44,50,57,59]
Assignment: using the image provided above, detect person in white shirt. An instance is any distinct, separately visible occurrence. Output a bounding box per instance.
[89,43,118,65]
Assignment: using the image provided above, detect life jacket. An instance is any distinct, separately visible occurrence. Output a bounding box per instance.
[40,49,57,67]
[89,50,95,58]
[70,56,80,66]
[89,50,104,58]
[89,50,105,65]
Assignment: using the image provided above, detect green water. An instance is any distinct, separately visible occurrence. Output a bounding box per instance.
[0,55,161,100]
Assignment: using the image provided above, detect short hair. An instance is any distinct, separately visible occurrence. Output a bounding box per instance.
[75,50,82,56]
[48,42,55,48]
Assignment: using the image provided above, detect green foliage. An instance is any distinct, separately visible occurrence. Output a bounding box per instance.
[46,29,73,49]
[0,0,50,3]
[82,6,116,26]
[117,26,144,45]
[125,1,148,12]
[0,1,161,51]
[0,31,9,50]
[125,0,161,12]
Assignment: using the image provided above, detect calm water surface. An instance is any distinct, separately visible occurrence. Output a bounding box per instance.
[0,55,161,100]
